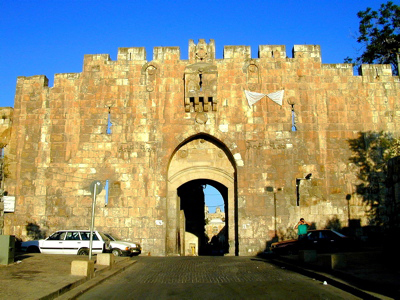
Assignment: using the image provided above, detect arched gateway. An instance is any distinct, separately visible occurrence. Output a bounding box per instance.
[166,134,237,256]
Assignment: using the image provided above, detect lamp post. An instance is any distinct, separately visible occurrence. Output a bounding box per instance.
[287,97,296,132]
[266,186,282,237]
[296,173,312,206]
[89,180,103,260]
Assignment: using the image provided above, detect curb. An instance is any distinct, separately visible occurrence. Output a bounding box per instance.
[258,256,394,300]
[42,258,137,300]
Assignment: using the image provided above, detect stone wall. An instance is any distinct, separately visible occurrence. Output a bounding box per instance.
[0,107,13,234]
[1,39,399,256]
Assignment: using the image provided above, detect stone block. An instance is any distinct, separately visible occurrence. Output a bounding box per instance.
[331,254,347,269]
[299,250,317,263]
[317,254,347,269]
[96,253,115,267]
[71,260,95,278]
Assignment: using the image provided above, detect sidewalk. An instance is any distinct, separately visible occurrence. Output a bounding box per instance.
[260,249,400,300]
[0,253,137,300]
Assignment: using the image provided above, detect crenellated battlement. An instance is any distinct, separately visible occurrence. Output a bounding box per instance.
[14,39,398,94]
[81,40,323,63]
[78,40,396,78]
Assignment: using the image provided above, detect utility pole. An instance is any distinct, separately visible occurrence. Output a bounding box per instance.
[89,180,102,260]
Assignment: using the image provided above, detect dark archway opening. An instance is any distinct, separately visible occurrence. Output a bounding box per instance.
[178,179,228,256]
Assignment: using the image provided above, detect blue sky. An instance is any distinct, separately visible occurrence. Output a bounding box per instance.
[0,0,385,109]
[204,185,224,213]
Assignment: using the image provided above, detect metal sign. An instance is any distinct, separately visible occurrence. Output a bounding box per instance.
[3,196,15,212]
[90,180,103,195]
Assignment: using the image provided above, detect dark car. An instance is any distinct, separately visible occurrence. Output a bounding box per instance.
[271,229,357,255]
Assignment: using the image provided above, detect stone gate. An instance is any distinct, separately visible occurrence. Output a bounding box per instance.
[0,39,399,256]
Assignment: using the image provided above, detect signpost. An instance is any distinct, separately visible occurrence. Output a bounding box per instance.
[89,180,102,260]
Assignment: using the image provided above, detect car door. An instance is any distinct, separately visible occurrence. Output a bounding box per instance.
[81,231,104,254]
[305,231,319,249]
[315,231,333,251]
[322,230,340,250]
[63,231,82,254]
[40,231,66,254]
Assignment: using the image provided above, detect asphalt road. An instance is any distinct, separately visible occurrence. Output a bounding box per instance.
[78,256,361,300]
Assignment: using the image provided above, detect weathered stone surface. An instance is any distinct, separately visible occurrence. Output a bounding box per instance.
[0,39,399,256]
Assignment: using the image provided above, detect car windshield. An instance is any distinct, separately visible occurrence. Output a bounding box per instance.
[104,233,115,241]
[99,232,110,241]
[331,230,346,237]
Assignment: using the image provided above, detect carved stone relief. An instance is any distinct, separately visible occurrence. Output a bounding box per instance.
[243,59,261,92]
[141,62,159,92]
[246,140,263,166]
[184,63,218,112]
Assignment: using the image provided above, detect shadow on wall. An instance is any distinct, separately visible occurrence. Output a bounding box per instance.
[26,222,46,240]
[348,131,400,235]
[261,131,400,254]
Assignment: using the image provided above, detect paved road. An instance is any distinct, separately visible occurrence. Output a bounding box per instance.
[78,256,361,300]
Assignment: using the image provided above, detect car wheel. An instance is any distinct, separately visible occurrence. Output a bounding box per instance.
[112,249,122,257]
[27,246,40,253]
[78,248,89,255]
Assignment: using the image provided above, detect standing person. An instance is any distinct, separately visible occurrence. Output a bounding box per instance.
[294,218,311,240]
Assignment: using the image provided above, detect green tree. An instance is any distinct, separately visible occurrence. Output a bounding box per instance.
[345,1,399,75]
[348,132,400,227]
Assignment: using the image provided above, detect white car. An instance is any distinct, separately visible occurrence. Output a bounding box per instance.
[104,233,141,257]
[38,230,111,255]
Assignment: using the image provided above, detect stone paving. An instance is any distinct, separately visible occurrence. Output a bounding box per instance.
[131,257,279,284]
[78,256,362,300]
[0,252,399,299]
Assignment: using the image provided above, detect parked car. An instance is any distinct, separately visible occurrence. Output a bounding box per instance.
[21,240,41,253]
[103,233,141,256]
[38,230,111,255]
[271,229,357,255]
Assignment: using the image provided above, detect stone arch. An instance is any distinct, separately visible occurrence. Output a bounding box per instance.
[166,133,238,256]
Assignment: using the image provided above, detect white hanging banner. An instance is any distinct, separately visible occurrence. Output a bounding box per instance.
[244,90,266,107]
[245,89,284,106]
[267,90,284,106]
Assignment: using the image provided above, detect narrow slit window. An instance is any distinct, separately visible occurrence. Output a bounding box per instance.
[105,180,109,206]
[291,110,297,132]
[199,74,203,91]
[107,107,112,134]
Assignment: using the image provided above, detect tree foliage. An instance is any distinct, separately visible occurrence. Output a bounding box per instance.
[345,1,399,75]
[348,131,400,227]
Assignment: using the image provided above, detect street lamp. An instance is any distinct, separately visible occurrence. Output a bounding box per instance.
[266,186,283,237]
[296,173,312,206]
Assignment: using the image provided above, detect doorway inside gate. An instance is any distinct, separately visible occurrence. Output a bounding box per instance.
[178,179,228,256]
[166,134,237,256]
